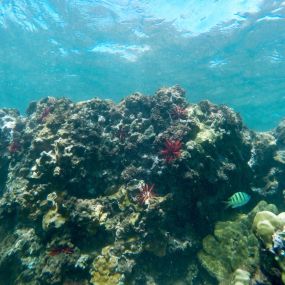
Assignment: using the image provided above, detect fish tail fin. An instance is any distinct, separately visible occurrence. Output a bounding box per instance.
[223,200,231,209]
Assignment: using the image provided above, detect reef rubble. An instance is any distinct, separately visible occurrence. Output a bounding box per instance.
[0,86,285,284]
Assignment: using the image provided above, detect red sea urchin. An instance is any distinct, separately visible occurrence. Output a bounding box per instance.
[137,183,155,205]
[8,140,21,153]
[39,106,53,122]
[48,246,74,256]
[161,139,182,163]
[170,105,187,120]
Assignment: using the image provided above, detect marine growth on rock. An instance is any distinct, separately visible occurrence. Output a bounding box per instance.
[0,86,285,285]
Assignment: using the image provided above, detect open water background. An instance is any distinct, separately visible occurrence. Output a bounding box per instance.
[0,0,285,130]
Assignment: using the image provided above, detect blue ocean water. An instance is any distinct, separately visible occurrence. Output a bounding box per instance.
[0,0,285,130]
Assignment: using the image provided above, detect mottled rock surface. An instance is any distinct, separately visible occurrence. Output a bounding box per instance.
[0,86,284,284]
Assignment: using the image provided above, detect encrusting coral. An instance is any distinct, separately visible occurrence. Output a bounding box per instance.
[253,208,285,283]
[230,269,251,285]
[0,86,285,284]
[198,201,277,284]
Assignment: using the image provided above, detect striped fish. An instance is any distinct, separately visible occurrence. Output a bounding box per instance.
[225,192,251,208]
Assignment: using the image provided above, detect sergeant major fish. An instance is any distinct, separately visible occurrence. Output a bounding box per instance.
[225,192,251,208]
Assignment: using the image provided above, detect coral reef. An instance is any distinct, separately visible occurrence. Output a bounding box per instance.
[253,209,285,283]
[198,201,277,284]
[230,269,250,285]
[0,86,284,284]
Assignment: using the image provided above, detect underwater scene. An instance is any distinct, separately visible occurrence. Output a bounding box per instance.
[1,1,285,284]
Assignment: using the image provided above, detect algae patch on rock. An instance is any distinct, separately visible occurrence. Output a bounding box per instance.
[198,201,277,283]
[90,246,123,285]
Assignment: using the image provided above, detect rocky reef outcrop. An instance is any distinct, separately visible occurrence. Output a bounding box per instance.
[0,85,285,284]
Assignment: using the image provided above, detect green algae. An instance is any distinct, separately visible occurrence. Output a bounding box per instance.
[198,201,278,283]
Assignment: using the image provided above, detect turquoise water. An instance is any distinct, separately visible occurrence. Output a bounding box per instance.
[0,1,285,128]
[2,2,285,284]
